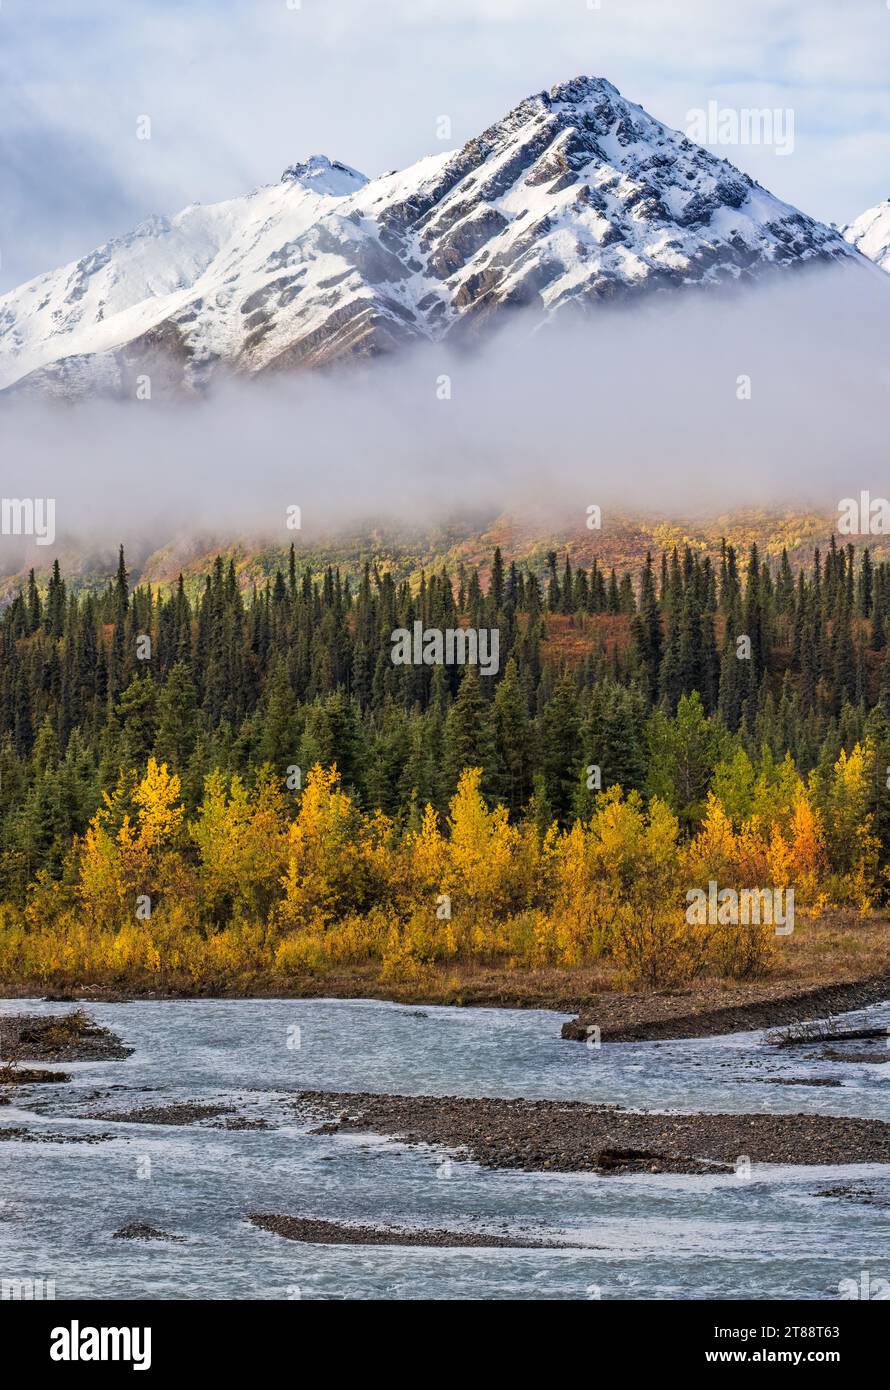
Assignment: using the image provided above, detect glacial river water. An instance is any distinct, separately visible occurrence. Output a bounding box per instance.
[0,996,888,1300]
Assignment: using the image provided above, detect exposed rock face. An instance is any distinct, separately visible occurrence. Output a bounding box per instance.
[0,77,865,399]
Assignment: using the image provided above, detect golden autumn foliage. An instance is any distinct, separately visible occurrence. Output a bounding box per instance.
[277,764,391,930]
[1,749,883,992]
[191,770,290,926]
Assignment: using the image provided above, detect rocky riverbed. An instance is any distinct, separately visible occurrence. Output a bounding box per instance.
[561,974,890,1042]
[247,1212,570,1248]
[0,1009,133,1062]
[295,1089,890,1174]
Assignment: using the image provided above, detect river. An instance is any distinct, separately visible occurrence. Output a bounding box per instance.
[1,996,888,1300]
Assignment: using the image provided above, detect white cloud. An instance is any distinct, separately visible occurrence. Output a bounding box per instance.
[3,264,889,562]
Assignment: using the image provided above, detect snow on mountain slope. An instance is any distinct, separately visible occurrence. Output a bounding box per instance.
[843,199,890,271]
[0,78,864,399]
[0,155,376,396]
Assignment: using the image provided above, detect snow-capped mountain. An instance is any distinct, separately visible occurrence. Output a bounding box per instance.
[843,199,890,271]
[0,76,865,399]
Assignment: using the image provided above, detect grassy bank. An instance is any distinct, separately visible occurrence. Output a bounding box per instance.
[2,913,888,1039]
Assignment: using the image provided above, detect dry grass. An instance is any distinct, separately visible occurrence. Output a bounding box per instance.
[1,912,886,1015]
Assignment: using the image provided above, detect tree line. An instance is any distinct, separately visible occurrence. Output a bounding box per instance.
[2,534,890,906]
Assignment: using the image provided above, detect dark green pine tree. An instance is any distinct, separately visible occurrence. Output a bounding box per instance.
[45,560,66,639]
[155,663,200,771]
[546,552,560,612]
[630,553,662,702]
[858,547,874,617]
[26,570,42,634]
[560,556,575,614]
[116,676,159,771]
[864,704,890,896]
[658,600,684,715]
[492,657,534,818]
[490,547,504,610]
[775,548,795,615]
[879,646,890,720]
[871,595,886,652]
[742,542,766,681]
[537,675,581,825]
[593,682,647,793]
[443,668,497,798]
[259,658,299,771]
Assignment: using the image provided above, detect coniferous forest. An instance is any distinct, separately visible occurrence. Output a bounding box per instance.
[1,534,889,992]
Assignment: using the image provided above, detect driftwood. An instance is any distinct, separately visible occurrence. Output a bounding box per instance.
[770,1017,889,1049]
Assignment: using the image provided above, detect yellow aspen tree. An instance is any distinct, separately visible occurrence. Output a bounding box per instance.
[133,759,185,851]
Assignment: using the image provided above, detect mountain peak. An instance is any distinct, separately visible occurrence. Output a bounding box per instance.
[843,199,890,271]
[0,77,865,399]
[279,155,367,195]
[547,74,623,106]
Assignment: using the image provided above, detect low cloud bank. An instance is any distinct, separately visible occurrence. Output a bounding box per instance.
[1,261,888,575]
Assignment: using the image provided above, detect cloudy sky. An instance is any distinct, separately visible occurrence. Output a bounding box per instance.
[1,0,888,292]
